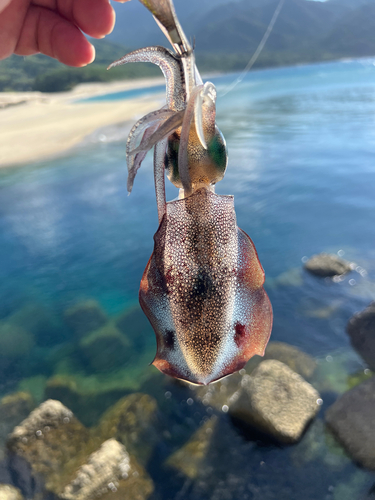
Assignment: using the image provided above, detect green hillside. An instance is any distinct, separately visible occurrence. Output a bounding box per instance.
[0,40,160,92]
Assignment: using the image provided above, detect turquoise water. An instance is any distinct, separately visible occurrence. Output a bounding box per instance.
[1,59,375,497]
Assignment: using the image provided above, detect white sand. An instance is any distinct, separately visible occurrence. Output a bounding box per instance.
[0,77,165,168]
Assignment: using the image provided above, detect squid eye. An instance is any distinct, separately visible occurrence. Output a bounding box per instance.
[164,330,176,349]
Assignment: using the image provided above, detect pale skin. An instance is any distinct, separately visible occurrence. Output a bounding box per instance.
[0,0,130,67]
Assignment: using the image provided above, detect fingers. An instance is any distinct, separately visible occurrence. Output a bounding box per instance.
[0,0,131,65]
[0,0,12,13]
[0,0,29,60]
[15,5,95,66]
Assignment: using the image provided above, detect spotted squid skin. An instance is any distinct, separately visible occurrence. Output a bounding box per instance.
[139,188,272,385]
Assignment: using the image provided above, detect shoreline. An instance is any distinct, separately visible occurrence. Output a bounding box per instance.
[0,77,165,169]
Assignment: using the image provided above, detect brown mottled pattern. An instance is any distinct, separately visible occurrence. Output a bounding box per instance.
[142,189,237,378]
[139,188,272,384]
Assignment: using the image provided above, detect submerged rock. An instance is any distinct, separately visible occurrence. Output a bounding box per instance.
[165,416,218,479]
[61,438,153,500]
[79,323,132,373]
[325,376,375,470]
[64,300,107,337]
[96,393,160,466]
[0,484,24,500]
[230,360,321,443]
[311,349,363,395]
[290,419,350,470]
[6,399,154,499]
[6,399,94,498]
[347,302,375,371]
[8,303,62,347]
[0,323,34,362]
[263,342,317,380]
[273,267,303,287]
[304,253,352,277]
[44,367,156,427]
[0,392,35,461]
[115,306,154,349]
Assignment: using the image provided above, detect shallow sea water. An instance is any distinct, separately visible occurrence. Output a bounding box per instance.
[1,59,375,498]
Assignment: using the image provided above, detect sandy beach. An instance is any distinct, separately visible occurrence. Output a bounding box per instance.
[0,77,165,168]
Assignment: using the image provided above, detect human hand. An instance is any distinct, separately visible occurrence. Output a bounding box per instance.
[0,0,130,67]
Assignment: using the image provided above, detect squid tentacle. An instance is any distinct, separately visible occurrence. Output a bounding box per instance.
[108,46,185,111]
[126,108,176,192]
[128,124,159,193]
[129,110,184,156]
[153,138,168,223]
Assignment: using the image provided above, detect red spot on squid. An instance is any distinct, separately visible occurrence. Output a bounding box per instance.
[234,322,247,348]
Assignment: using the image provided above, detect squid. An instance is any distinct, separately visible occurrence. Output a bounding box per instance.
[109,0,272,385]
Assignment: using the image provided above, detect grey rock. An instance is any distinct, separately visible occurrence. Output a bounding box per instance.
[325,376,375,470]
[64,300,107,337]
[229,360,321,443]
[61,438,154,500]
[8,399,74,443]
[6,399,154,500]
[0,484,24,500]
[7,399,91,498]
[347,302,375,371]
[304,253,352,277]
[60,438,130,500]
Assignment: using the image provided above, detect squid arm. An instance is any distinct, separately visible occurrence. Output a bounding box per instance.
[126,108,177,193]
[109,45,218,193]
[108,46,186,111]
[129,110,184,157]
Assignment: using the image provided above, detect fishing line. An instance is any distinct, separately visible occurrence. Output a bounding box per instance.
[220,0,285,97]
